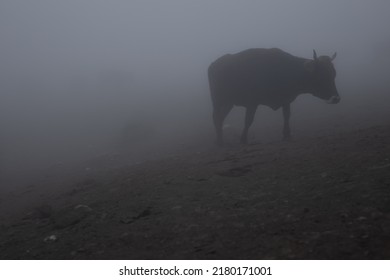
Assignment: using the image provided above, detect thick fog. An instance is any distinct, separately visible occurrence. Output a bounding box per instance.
[1,0,390,187]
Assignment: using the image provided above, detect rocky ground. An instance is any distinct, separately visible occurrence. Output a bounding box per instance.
[1,124,390,259]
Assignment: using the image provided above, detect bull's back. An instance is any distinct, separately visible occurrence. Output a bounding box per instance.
[208,48,304,108]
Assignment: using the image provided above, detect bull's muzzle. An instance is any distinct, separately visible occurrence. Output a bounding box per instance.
[327,95,340,104]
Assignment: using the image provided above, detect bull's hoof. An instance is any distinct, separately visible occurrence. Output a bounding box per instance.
[282,135,293,142]
[240,138,248,145]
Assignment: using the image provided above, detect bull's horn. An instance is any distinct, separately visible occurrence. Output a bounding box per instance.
[331,52,337,61]
[313,49,318,61]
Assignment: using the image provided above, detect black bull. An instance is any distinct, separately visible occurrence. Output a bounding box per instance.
[208,48,340,145]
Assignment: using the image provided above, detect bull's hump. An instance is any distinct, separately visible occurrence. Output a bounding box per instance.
[210,48,296,70]
[236,47,287,57]
[226,48,297,68]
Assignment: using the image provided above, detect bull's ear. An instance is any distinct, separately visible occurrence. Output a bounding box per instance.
[313,49,318,61]
[331,52,337,61]
[304,60,316,72]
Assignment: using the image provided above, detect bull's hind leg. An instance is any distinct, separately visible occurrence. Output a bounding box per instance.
[282,103,292,141]
[213,103,233,146]
[240,105,257,144]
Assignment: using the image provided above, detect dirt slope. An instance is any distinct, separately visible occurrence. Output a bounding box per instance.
[1,124,390,259]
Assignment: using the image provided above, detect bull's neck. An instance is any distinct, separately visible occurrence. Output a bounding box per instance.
[298,65,316,94]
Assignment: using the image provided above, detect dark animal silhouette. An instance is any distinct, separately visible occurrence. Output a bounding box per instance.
[208,48,340,145]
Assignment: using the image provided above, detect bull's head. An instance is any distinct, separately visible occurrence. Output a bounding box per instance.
[305,50,340,104]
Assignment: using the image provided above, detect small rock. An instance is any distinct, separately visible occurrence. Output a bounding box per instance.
[44,235,57,243]
[369,164,390,170]
[74,205,92,212]
[120,232,130,238]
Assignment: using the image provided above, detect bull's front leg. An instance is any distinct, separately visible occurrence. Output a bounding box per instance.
[282,103,292,141]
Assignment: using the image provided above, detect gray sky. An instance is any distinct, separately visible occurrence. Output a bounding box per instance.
[1,0,389,88]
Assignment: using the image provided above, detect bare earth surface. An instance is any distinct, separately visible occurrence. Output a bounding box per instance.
[1,124,390,259]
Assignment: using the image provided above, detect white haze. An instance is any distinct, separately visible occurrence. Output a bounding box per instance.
[1,0,390,186]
